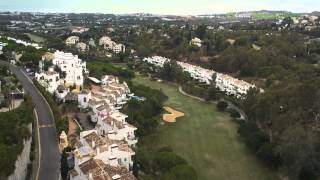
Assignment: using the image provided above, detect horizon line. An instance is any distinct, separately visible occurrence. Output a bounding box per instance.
[0,9,318,16]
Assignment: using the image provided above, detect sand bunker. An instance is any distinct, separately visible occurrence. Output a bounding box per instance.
[163,106,185,123]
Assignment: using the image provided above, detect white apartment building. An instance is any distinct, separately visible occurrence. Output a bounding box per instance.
[35,67,60,93]
[7,37,42,49]
[99,36,112,46]
[52,51,88,88]
[144,56,260,98]
[77,74,137,146]
[96,112,138,147]
[99,36,125,53]
[216,73,256,98]
[76,42,87,52]
[112,43,126,53]
[85,82,132,122]
[143,56,170,67]
[78,89,92,108]
[65,36,80,46]
[190,37,202,47]
[73,130,135,170]
[178,61,214,84]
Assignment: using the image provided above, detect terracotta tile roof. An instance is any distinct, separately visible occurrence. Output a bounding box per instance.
[77,159,136,180]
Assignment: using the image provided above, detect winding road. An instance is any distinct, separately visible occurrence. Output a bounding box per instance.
[0,60,60,180]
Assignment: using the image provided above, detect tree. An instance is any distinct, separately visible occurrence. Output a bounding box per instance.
[60,148,69,180]
[159,60,183,82]
[204,86,217,101]
[161,164,197,180]
[217,101,228,111]
[228,108,241,119]
[275,126,320,179]
[195,24,207,39]
[154,152,186,173]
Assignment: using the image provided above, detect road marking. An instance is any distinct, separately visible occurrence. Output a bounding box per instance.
[19,69,33,84]
[34,109,41,180]
[39,124,55,128]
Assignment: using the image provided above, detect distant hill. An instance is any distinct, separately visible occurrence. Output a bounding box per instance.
[310,11,320,16]
[225,10,301,20]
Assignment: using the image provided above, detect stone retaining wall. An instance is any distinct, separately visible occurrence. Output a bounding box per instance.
[8,123,32,180]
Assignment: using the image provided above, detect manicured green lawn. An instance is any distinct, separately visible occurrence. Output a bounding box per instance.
[133,75,277,180]
[25,33,45,43]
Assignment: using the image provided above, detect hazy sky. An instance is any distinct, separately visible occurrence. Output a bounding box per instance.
[0,0,319,15]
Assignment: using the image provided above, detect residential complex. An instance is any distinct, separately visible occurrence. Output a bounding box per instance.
[143,56,259,98]
[76,42,88,52]
[69,77,137,179]
[73,130,135,170]
[7,37,42,49]
[65,36,80,46]
[36,69,138,180]
[78,75,137,146]
[143,56,170,67]
[36,50,88,93]
[52,51,88,88]
[35,67,60,93]
[99,36,125,53]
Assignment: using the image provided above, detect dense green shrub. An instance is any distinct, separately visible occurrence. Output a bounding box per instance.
[0,97,34,178]
[217,101,228,111]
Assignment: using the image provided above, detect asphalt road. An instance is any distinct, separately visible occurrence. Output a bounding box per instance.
[0,61,60,180]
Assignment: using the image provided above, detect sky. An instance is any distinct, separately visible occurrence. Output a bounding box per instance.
[0,0,319,15]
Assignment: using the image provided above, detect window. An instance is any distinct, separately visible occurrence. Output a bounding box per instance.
[83,97,87,102]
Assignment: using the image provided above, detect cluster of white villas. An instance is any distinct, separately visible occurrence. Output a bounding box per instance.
[35,51,137,179]
[143,56,262,98]
[65,35,126,54]
[7,37,42,49]
[65,36,88,52]
[35,50,88,93]
[66,75,137,180]
[99,36,125,53]
[68,128,136,180]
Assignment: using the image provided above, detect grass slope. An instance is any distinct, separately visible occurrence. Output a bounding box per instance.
[133,75,277,180]
[25,33,45,43]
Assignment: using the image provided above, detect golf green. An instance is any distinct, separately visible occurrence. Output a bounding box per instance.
[133,75,277,180]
